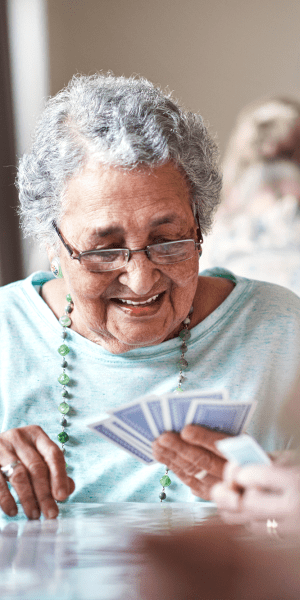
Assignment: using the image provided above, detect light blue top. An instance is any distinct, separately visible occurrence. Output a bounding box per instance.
[1,268,300,503]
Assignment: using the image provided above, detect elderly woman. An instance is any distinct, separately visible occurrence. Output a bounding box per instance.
[1,73,300,520]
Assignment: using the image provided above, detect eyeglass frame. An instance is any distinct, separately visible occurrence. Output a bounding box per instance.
[51,218,203,271]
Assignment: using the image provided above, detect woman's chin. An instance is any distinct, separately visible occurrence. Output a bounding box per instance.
[103,326,172,353]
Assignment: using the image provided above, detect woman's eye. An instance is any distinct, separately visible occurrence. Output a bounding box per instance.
[152,237,184,245]
[153,237,176,244]
[94,243,123,251]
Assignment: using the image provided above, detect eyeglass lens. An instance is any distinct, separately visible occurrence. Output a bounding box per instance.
[79,240,196,271]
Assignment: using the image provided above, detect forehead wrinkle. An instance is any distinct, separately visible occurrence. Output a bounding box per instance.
[83,211,188,240]
[149,213,183,227]
[88,225,124,239]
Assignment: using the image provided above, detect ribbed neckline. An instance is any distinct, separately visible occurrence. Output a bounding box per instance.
[19,269,253,363]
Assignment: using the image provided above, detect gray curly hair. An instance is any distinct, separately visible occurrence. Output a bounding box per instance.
[17,73,222,249]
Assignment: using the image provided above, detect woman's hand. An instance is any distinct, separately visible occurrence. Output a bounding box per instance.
[152,424,227,500]
[0,425,75,519]
[211,461,300,534]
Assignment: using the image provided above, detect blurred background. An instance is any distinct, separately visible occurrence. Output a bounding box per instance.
[1,0,300,286]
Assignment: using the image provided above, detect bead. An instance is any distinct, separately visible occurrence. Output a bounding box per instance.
[189,306,194,314]
[181,343,187,353]
[183,317,191,325]
[159,492,166,500]
[58,431,69,443]
[58,373,70,385]
[58,344,70,356]
[61,359,68,368]
[160,475,171,487]
[61,330,67,339]
[174,386,183,393]
[61,389,68,397]
[60,416,67,426]
[59,315,71,327]
[179,330,191,341]
[58,402,70,414]
[65,304,73,313]
[178,357,188,369]
[66,294,72,303]
[65,462,68,469]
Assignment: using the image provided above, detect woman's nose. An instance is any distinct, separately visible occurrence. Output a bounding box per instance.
[118,252,161,295]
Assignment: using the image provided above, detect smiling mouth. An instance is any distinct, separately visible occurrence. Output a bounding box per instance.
[111,292,165,307]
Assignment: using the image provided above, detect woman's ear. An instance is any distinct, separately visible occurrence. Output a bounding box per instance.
[50,257,63,278]
[47,247,63,278]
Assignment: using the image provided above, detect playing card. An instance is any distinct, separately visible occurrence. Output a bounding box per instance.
[216,433,271,465]
[108,397,158,443]
[185,400,256,436]
[161,389,228,432]
[88,417,156,464]
[88,388,257,465]
[142,396,165,436]
[108,417,153,452]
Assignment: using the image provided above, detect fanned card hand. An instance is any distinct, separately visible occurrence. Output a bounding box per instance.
[88,389,256,464]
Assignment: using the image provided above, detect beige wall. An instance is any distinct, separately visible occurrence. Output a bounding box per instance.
[47,0,300,157]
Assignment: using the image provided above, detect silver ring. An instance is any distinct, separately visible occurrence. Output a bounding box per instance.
[0,460,22,478]
[194,469,208,481]
[267,519,279,537]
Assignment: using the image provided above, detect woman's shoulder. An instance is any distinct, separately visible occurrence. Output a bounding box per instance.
[198,266,300,320]
[0,271,53,312]
[200,266,300,300]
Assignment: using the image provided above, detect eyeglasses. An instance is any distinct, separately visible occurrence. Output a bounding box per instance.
[52,220,203,273]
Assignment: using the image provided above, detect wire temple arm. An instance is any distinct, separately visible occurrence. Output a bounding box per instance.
[195,214,203,244]
[52,220,75,258]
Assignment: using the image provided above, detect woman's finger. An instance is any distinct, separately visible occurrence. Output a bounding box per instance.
[7,459,44,519]
[167,461,219,500]
[180,425,229,458]
[0,469,19,517]
[26,426,71,501]
[153,432,225,479]
[0,446,41,520]
[13,436,69,519]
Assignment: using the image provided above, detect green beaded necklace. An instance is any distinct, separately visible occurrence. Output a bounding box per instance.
[159,306,193,502]
[57,294,74,465]
[55,295,192,498]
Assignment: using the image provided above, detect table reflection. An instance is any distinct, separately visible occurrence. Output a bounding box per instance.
[0,502,216,600]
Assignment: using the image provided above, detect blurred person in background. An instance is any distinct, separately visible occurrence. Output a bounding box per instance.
[201,97,300,295]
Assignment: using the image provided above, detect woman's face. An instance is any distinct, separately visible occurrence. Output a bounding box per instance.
[57,161,200,354]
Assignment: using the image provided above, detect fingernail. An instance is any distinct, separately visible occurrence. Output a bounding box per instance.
[32,509,40,520]
[47,509,58,519]
[9,508,17,517]
[57,487,68,500]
